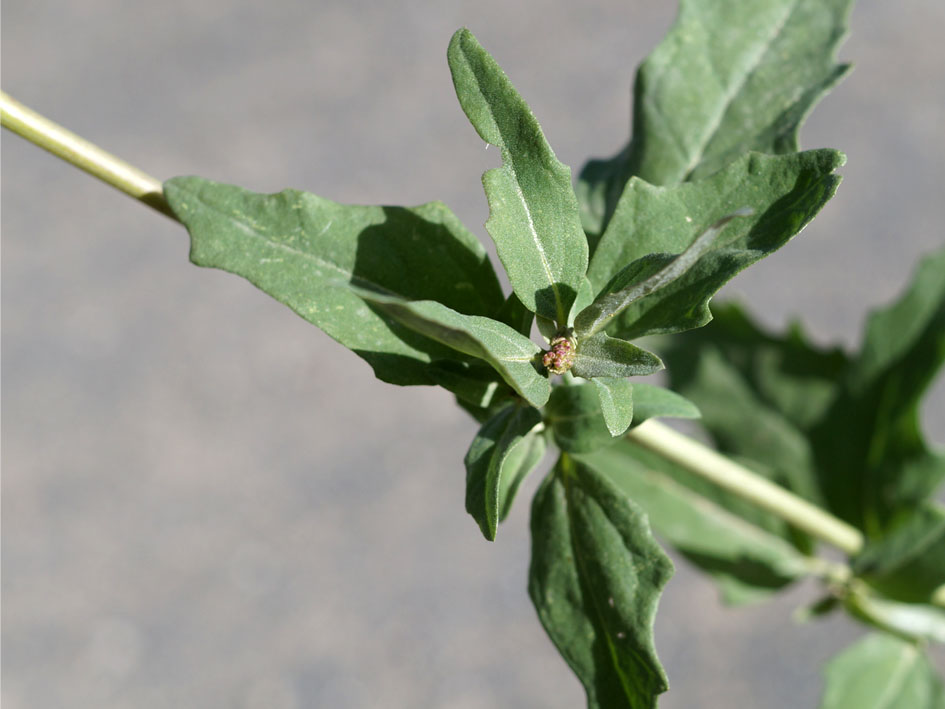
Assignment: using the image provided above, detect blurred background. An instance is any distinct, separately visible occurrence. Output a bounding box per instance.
[3,1,943,707]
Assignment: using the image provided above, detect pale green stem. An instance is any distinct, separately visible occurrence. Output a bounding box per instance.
[1,91,175,219]
[5,92,945,609]
[628,420,865,553]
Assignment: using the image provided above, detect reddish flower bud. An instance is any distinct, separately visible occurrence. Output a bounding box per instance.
[542,336,576,375]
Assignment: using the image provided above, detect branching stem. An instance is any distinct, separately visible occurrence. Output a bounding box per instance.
[5,91,944,609]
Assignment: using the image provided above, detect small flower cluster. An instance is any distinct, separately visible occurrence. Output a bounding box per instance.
[542,336,576,375]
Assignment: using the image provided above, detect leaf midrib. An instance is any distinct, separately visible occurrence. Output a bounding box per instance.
[186,188,403,299]
[563,476,642,703]
[871,644,919,709]
[461,38,565,323]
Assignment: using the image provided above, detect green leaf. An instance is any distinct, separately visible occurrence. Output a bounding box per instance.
[574,210,751,339]
[568,277,596,328]
[812,246,945,532]
[571,333,663,380]
[447,28,588,325]
[163,176,504,387]
[537,314,559,344]
[662,249,945,544]
[662,302,849,432]
[577,440,810,605]
[628,0,853,186]
[629,382,700,427]
[497,425,547,523]
[529,457,674,709]
[350,289,551,408]
[576,145,631,252]
[820,634,945,709]
[545,384,617,455]
[464,402,544,540]
[577,0,852,240]
[853,504,945,605]
[590,378,634,437]
[495,292,534,338]
[426,360,510,409]
[587,150,844,340]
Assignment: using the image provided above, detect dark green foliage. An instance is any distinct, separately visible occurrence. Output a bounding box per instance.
[157,1,943,705]
[529,457,674,709]
[464,402,544,540]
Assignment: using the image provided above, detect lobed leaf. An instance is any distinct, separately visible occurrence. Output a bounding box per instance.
[587,150,844,340]
[350,289,551,408]
[448,28,588,325]
[811,245,945,532]
[163,177,504,387]
[820,633,945,709]
[578,0,852,239]
[574,210,750,338]
[529,457,674,709]
[464,402,544,540]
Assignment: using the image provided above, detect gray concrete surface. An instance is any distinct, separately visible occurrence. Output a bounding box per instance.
[3,1,943,707]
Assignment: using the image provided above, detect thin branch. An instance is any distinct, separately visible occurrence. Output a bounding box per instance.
[1,91,176,219]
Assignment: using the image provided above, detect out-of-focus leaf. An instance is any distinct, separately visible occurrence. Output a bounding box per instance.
[587,150,844,340]
[164,177,504,386]
[529,457,673,709]
[464,403,544,540]
[590,377,634,437]
[577,0,852,240]
[660,302,846,522]
[853,504,945,604]
[664,335,824,506]
[571,333,663,380]
[812,246,945,533]
[427,360,509,409]
[352,289,550,408]
[629,382,700,427]
[795,595,841,623]
[661,248,945,598]
[448,28,587,325]
[820,633,945,709]
[662,302,849,431]
[577,440,810,605]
